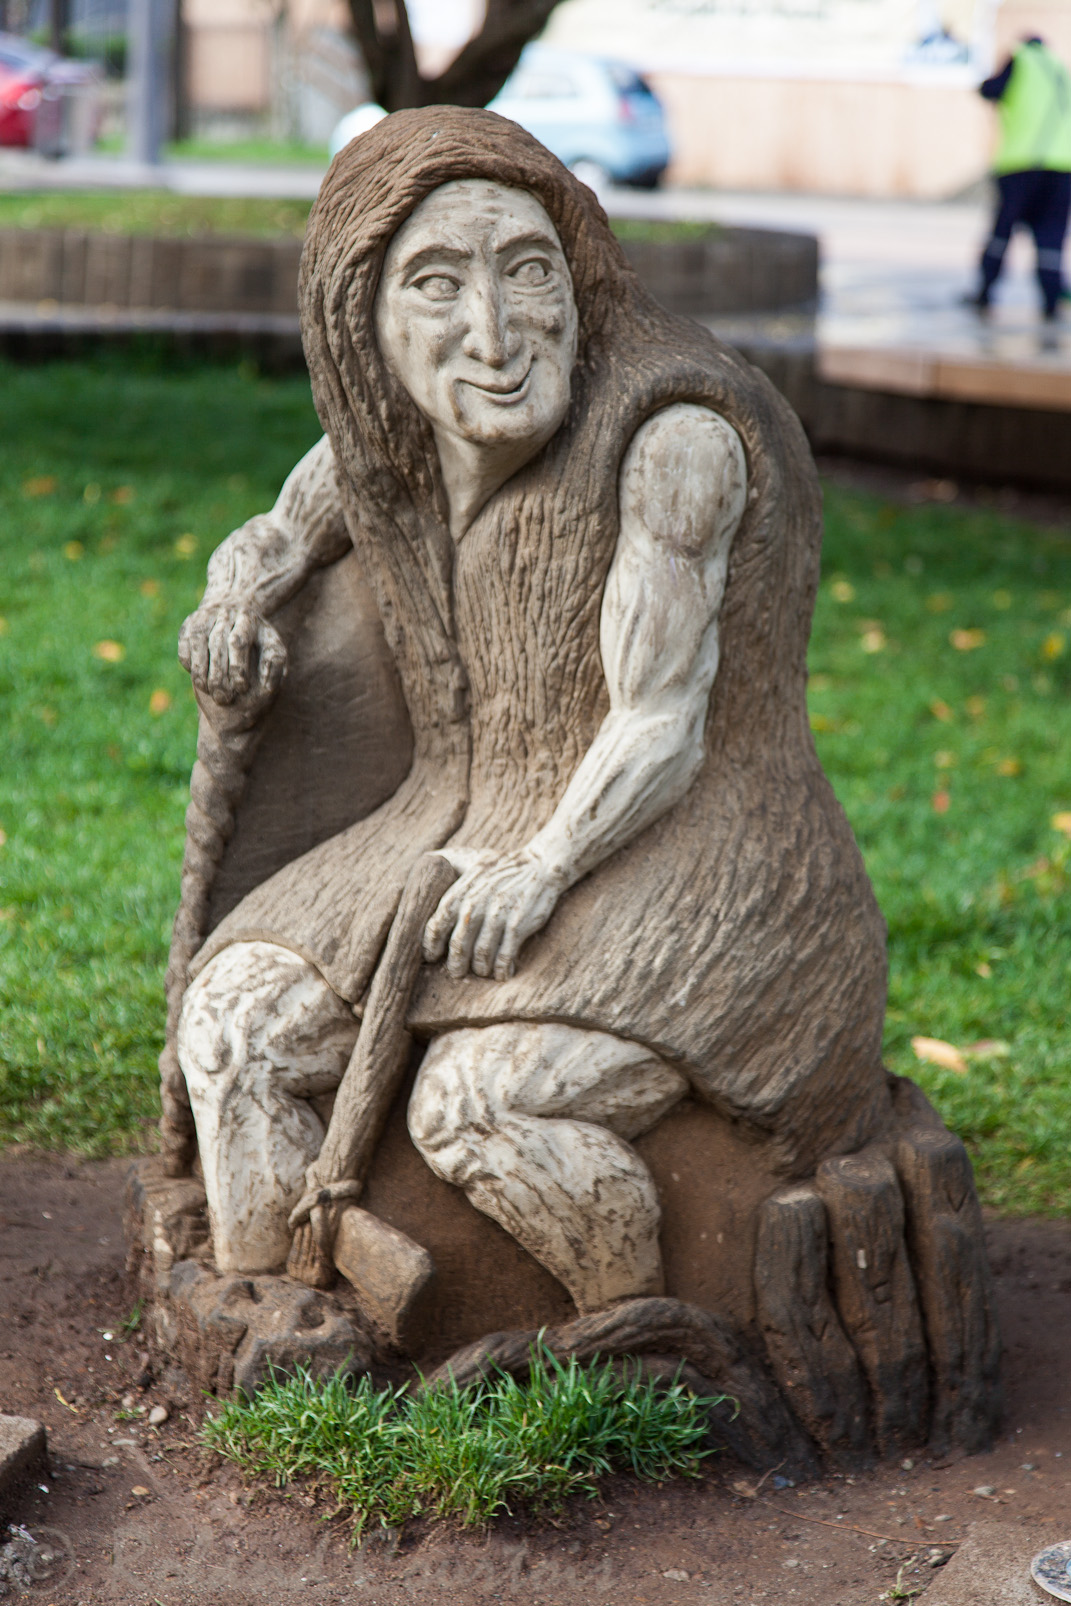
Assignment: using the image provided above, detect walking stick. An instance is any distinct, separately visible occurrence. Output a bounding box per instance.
[286,852,460,1289]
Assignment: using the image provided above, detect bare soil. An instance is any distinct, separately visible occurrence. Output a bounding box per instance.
[1,1151,1069,1606]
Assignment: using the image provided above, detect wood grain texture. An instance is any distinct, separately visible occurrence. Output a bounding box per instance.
[196,105,892,1178]
[755,1185,869,1458]
[895,1126,1002,1454]
[816,1148,929,1452]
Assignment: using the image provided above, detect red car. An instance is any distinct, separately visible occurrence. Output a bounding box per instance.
[0,32,101,154]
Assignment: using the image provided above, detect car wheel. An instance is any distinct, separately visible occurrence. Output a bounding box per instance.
[569,159,612,196]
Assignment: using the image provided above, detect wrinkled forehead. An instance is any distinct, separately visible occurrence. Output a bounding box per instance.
[381,178,567,277]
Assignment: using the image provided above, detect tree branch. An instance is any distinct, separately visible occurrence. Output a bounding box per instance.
[346,0,565,112]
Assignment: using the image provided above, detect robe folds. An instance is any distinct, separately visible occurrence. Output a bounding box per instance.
[192,107,891,1177]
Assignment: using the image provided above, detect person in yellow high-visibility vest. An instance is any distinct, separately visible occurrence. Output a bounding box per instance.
[969,36,1071,318]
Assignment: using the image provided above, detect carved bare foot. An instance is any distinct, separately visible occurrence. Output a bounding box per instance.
[755,1121,1001,1462]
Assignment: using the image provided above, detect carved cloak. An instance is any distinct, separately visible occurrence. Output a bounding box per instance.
[193,108,890,1176]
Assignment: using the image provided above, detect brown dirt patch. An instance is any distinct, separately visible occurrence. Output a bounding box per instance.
[1,1150,1069,1606]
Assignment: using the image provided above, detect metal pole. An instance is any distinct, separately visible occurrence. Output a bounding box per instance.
[126,0,172,165]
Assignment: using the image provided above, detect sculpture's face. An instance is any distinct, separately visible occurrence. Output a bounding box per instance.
[374,179,578,455]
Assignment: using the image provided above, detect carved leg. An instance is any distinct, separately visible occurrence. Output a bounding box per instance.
[407,1022,688,1314]
[816,1148,929,1453]
[177,941,357,1274]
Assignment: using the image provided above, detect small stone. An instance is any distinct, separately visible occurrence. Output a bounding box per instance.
[1021,1462,1036,1471]
[972,1484,995,1497]
[933,1513,954,1523]
[131,1485,150,1497]
[147,1405,169,1427]
[901,1458,915,1470]
[663,1569,690,1581]
[121,1392,137,1412]
[783,1558,800,1568]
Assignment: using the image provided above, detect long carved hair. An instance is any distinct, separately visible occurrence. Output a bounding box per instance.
[299,106,822,763]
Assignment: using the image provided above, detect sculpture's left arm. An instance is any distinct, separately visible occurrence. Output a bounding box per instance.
[424,403,747,981]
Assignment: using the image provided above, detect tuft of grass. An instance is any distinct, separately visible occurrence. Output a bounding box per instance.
[201,1345,720,1534]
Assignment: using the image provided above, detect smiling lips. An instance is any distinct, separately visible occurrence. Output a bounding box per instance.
[462,365,533,402]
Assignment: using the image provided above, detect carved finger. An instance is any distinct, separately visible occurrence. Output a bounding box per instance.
[207,610,236,703]
[446,897,483,979]
[256,623,287,696]
[181,616,209,688]
[471,906,508,979]
[493,915,522,981]
[227,608,257,694]
[423,884,462,962]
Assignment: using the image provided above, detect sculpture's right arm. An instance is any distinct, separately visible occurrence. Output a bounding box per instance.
[179,436,351,707]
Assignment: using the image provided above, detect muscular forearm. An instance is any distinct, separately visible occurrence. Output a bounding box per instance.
[201,436,350,617]
[528,701,706,887]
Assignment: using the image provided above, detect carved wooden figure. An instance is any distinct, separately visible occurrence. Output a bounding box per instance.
[129,107,1000,1470]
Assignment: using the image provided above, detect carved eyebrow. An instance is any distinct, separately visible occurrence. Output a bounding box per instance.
[493,228,561,258]
[395,242,472,283]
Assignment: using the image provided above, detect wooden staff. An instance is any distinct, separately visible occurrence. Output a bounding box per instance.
[286,853,459,1288]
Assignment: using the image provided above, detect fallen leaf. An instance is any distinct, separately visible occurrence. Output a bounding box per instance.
[965,695,986,718]
[912,1036,968,1074]
[93,640,124,663]
[975,961,992,978]
[996,757,1022,777]
[929,699,953,722]
[23,475,57,497]
[0,828,6,848]
[861,627,886,653]
[932,790,951,814]
[962,1040,1010,1059]
[732,1479,757,1499]
[1041,633,1066,661]
[140,578,161,598]
[110,485,135,504]
[174,534,197,557]
[63,540,84,561]
[831,578,855,602]
[935,750,956,769]
[927,593,954,613]
[149,689,172,715]
[1051,811,1071,836]
[950,628,986,651]
[83,482,101,505]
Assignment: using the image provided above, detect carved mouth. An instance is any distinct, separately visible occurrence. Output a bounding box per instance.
[463,366,532,403]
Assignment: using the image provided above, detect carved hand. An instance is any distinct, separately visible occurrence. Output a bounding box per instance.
[178,601,287,711]
[422,847,567,981]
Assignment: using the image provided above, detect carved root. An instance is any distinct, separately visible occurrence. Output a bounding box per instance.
[756,1129,1000,1461]
[426,1296,820,1478]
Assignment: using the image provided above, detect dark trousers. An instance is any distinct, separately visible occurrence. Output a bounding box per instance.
[979,168,1071,314]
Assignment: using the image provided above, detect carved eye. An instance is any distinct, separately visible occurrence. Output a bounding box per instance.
[414,273,460,302]
[510,256,552,287]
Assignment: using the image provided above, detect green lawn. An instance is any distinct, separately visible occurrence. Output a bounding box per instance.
[0,189,722,246]
[1,355,1069,1215]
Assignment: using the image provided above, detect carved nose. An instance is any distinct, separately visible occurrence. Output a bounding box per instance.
[461,287,519,368]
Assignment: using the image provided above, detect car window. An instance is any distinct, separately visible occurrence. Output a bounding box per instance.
[606,64,658,101]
